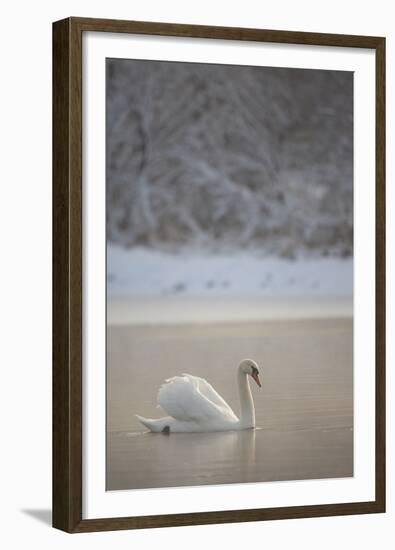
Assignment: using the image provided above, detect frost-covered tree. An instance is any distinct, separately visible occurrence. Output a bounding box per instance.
[106,59,353,257]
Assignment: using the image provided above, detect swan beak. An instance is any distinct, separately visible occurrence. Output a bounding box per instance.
[251,372,261,387]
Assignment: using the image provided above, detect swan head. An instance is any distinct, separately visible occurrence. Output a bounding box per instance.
[239,359,261,388]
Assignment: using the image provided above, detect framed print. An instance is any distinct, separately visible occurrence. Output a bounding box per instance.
[52,17,386,532]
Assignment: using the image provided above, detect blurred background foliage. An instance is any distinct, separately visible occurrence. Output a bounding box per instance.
[106,59,353,258]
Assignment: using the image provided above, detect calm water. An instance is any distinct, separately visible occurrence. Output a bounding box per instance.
[106,318,353,491]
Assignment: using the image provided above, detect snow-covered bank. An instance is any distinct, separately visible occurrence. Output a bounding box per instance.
[107,246,352,324]
[107,245,353,298]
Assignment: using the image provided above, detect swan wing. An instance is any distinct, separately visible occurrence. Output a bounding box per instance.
[182,373,237,419]
[157,375,237,423]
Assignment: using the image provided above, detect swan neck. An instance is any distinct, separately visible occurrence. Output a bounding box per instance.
[237,365,255,428]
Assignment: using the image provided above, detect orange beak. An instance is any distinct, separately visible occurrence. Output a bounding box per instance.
[251,372,261,388]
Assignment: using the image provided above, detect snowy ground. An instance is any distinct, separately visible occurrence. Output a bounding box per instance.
[107,246,353,324]
[108,245,352,298]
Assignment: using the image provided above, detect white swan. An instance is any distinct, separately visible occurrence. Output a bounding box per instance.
[136,359,261,433]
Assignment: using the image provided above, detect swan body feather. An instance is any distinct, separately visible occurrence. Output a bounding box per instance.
[136,360,261,433]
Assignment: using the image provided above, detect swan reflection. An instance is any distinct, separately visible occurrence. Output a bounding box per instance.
[171,428,254,457]
[128,427,258,485]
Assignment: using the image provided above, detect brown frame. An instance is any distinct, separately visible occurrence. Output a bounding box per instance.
[53,16,386,533]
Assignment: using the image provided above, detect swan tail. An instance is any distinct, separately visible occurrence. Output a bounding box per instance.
[135,414,170,433]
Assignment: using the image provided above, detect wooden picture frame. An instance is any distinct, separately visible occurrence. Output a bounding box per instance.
[53,16,386,533]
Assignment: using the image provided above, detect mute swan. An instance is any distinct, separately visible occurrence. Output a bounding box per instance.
[136,359,261,433]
